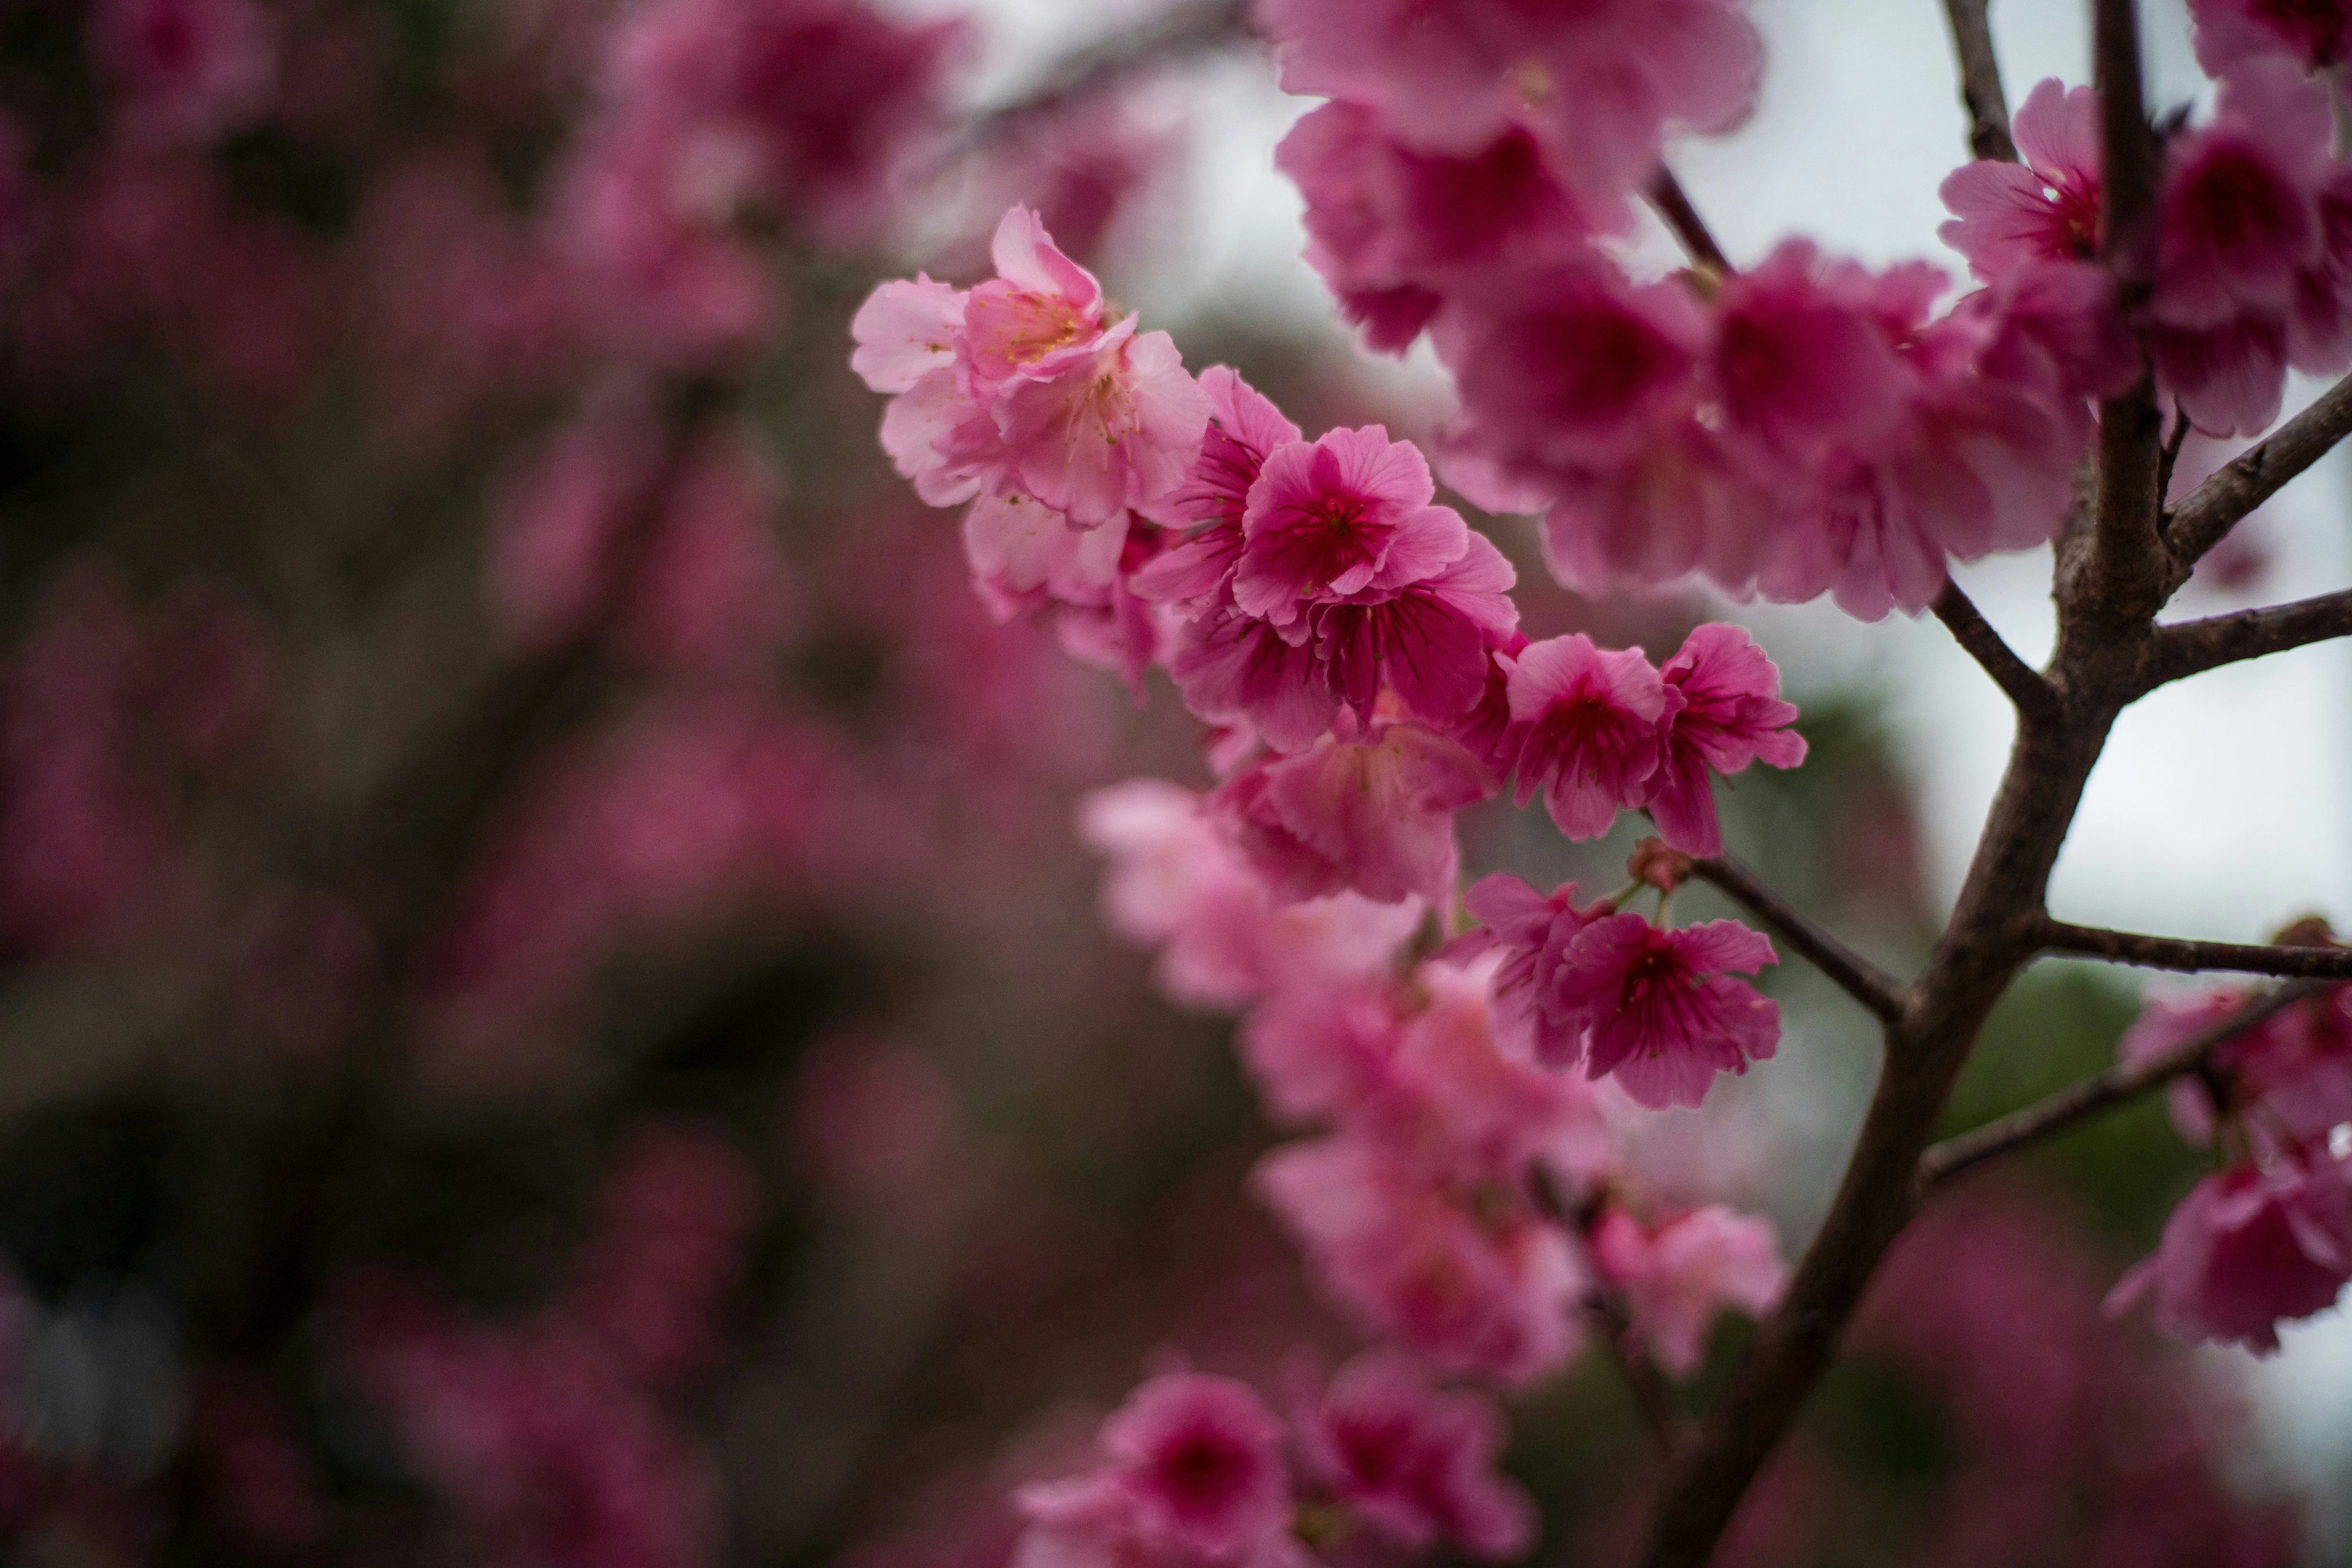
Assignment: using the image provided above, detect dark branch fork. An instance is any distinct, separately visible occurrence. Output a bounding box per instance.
[1931,581,2057,720]
[2148,589,2352,686]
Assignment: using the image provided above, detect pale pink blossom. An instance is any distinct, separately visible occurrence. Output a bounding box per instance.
[1644,623,1807,858]
[2192,0,2352,77]
[960,203,1110,390]
[1238,976,1405,1125]
[1590,1205,1787,1376]
[1253,0,1759,210]
[1938,79,2102,280]
[1232,426,1468,628]
[2108,1154,2352,1354]
[1215,715,1492,907]
[1292,1351,1534,1559]
[1553,915,1780,1109]
[998,318,1210,529]
[1076,779,1421,1011]
[1506,633,1672,841]
[1256,1132,1586,1385]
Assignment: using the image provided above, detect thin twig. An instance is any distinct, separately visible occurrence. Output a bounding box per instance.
[1918,981,2328,1190]
[1528,1165,1691,1459]
[2145,588,2352,687]
[2164,372,2352,577]
[1688,855,1909,1024]
[1938,0,2016,163]
[943,0,1249,158]
[1931,581,2058,720]
[2155,404,2190,506]
[1645,168,1730,273]
[2037,919,2352,980]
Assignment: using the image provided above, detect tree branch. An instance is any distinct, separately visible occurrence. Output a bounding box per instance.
[1932,580,2058,720]
[2145,587,2352,686]
[1918,981,2327,1189]
[2082,0,2167,626]
[2164,372,2352,577]
[1939,0,2016,163]
[945,0,1249,156]
[1646,168,1730,273]
[2037,919,2352,980]
[1688,855,1909,1023]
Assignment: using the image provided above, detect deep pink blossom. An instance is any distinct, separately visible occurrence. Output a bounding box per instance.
[1444,873,1604,1068]
[1644,623,1807,858]
[1253,0,1759,209]
[1232,426,1468,628]
[1133,367,1302,611]
[1277,102,1599,352]
[1077,779,1421,1011]
[2152,63,2331,333]
[1168,604,1342,753]
[1711,241,1910,476]
[2122,981,2352,1156]
[1293,1351,1534,1560]
[1590,1205,1786,1375]
[1215,716,1492,907]
[2192,0,2352,77]
[1938,79,2102,280]
[2109,1154,2352,1353]
[1506,633,1672,841]
[1256,1132,1585,1385]
[1312,533,1520,729]
[1552,915,1780,1108]
[1098,1374,1293,1561]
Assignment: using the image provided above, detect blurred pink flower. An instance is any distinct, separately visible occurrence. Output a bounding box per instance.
[2109,1154,2352,1354]
[1590,1205,1786,1376]
[90,0,275,145]
[1292,1350,1533,1559]
[2192,0,2352,73]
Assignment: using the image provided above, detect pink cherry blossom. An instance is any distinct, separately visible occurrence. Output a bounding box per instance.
[1506,633,1672,841]
[1167,604,1342,754]
[961,204,1110,391]
[1277,102,1599,352]
[997,317,1211,530]
[2122,980,2352,1157]
[1312,532,1520,729]
[1710,241,1909,476]
[1253,0,1759,209]
[2191,0,2352,77]
[1133,367,1302,611]
[1293,1351,1535,1559]
[1644,622,1808,858]
[2108,1154,2352,1354]
[1938,78,2103,281]
[1215,715,1493,907]
[1238,976,1405,1125]
[1096,1374,1294,1561]
[1232,426,1468,628]
[1444,872,1604,1068]
[1552,915,1780,1109]
[1076,779,1421,1011]
[1255,1132,1586,1385]
[2152,62,2331,332]
[1590,1205,1787,1376]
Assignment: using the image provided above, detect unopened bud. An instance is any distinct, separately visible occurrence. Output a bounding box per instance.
[1629,837,1691,893]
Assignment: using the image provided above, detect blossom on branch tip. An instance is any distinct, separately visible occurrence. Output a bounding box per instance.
[1552,915,1779,1109]
[1444,873,1602,1069]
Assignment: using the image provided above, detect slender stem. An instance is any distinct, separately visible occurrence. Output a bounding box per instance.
[2164,372,2352,578]
[2155,404,2190,506]
[1931,580,2058,720]
[2146,588,2352,686]
[1939,0,2016,163]
[1528,1165,1691,1457]
[1689,855,1909,1023]
[1919,981,2328,1189]
[2037,919,2352,980]
[1646,168,1731,273]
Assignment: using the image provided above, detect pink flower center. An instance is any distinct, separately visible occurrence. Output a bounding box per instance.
[965,285,1094,380]
[2178,147,2302,259]
[1158,1434,1251,1513]
[1259,491,1388,585]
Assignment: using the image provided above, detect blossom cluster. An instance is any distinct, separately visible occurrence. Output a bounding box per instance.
[1011,1361,1531,1568]
[2108,949,2352,1354]
[1082,783,1787,1389]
